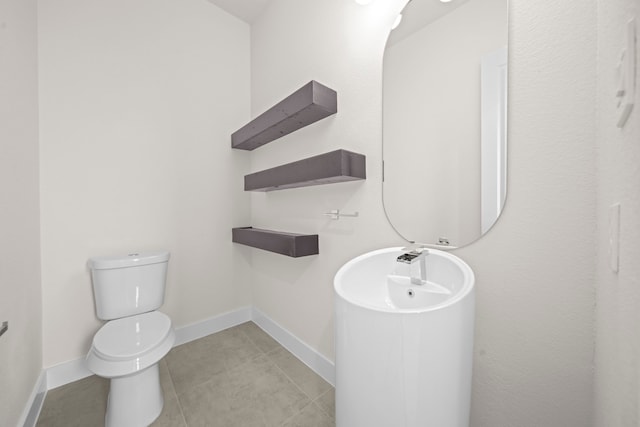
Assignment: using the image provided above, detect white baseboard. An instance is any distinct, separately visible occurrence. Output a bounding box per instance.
[252,307,335,386]
[18,370,46,427]
[25,305,334,425]
[46,357,92,391]
[174,306,252,346]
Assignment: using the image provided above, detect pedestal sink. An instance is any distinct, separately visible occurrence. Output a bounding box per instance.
[334,247,475,427]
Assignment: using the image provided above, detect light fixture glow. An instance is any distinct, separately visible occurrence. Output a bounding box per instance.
[392,14,403,30]
[440,0,453,2]
[355,0,374,5]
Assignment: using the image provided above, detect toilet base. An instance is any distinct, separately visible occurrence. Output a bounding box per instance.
[105,363,163,427]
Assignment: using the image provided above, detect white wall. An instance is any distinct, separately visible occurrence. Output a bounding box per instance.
[594,0,640,424]
[38,0,252,368]
[250,0,402,365]
[383,0,507,246]
[0,0,43,425]
[462,1,597,424]
[251,0,596,425]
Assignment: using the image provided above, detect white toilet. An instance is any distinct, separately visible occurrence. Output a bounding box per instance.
[86,250,175,427]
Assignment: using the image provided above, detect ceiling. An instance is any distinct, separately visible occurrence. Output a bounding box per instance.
[206,0,470,42]
[206,0,272,24]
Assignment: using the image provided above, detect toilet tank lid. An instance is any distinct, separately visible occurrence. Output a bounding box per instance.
[88,250,170,270]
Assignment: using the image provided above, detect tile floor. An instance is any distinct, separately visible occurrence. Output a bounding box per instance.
[36,322,335,427]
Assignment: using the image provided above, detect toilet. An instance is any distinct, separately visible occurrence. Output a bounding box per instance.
[86,250,175,427]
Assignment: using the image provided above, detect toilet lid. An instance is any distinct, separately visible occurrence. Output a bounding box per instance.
[93,311,172,360]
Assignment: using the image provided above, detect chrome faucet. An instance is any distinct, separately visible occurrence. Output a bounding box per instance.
[396,246,429,285]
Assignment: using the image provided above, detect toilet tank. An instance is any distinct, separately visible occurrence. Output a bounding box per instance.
[88,251,170,320]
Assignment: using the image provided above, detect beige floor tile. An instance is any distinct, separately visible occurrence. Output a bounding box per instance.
[269,347,332,400]
[281,402,335,427]
[177,372,265,427]
[36,375,108,427]
[165,326,262,395]
[36,326,335,427]
[217,326,266,371]
[158,359,177,399]
[150,395,187,427]
[225,353,276,391]
[164,337,227,395]
[225,355,311,426]
[236,321,281,354]
[315,388,335,421]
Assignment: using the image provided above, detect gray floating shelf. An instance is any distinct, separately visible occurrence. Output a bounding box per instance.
[245,149,366,192]
[232,227,319,257]
[232,81,337,151]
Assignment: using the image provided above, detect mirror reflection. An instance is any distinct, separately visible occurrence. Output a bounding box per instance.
[383,0,508,248]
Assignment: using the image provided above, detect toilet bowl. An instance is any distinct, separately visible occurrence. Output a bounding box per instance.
[87,311,175,427]
[86,251,173,427]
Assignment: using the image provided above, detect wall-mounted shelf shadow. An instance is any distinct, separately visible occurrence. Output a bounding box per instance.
[245,149,366,192]
[232,227,319,257]
[231,80,337,151]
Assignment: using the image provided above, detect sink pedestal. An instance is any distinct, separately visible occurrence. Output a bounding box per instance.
[334,247,475,427]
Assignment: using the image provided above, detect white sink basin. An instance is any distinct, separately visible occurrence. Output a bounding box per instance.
[386,274,452,309]
[334,247,474,313]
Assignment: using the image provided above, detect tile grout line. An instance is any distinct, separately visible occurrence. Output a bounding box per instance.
[239,323,327,426]
[265,350,320,424]
[311,388,335,422]
[238,322,317,400]
[164,362,189,427]
[277,400,318,427]
[245,321,335,424]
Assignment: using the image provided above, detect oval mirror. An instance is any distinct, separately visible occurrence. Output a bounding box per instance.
[382,0,509,248]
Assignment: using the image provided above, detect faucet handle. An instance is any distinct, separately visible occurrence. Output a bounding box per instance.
[396,248,429,264]
[397,252,418,264]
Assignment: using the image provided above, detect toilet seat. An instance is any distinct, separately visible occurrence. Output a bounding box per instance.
[87,311,175,378]
[93,311,172,360]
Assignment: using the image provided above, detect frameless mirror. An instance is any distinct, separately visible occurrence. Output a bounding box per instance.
[382,0,508,248]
